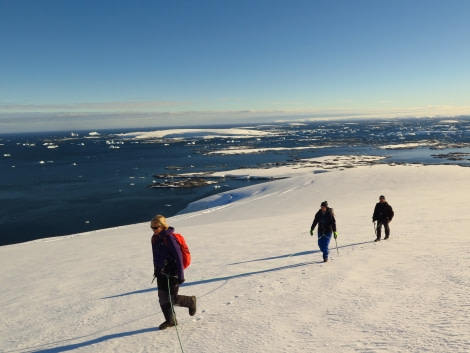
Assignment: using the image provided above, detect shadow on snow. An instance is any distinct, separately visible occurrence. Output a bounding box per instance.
[25,327,158,353]
[101,240,371,300]
[20,240,371,353]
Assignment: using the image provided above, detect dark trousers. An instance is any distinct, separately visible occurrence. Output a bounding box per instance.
[156,275,179,323]
[156,274,194,324]
[376,221,390,239]
[157,274,179,306]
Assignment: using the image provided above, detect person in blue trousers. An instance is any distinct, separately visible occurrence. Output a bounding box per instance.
[310,201,338,262]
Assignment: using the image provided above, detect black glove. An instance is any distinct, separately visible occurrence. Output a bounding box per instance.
[154,267,166,277]
[178,278,185,285]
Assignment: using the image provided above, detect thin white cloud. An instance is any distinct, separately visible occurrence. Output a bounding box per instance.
[0,105,469,133]
[0,101,194,112]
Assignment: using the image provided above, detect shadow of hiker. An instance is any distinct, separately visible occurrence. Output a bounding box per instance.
[228,249,318,265]
[102,259,318,300]
[29,327,158,353]
[227,240,371,265]
[101,240,371,300]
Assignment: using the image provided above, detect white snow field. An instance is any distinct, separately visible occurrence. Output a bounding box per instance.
[1,159,469,353]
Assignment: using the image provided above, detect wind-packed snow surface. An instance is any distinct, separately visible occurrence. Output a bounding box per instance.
[1,160,469,353]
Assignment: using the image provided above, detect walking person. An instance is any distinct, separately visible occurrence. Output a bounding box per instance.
[310,201,338,262]
[150,215,196,330]
[372,195,394,241]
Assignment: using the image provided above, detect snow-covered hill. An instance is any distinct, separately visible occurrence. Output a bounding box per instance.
[1,159,469,353]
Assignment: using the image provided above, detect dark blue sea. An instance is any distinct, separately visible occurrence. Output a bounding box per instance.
[1,117,469,246]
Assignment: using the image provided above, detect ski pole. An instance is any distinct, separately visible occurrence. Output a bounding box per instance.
[334,237,339,255]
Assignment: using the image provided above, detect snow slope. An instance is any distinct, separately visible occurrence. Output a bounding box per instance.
[1,160,469,353]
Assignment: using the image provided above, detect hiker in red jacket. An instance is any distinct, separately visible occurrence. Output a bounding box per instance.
[151,215,196,330]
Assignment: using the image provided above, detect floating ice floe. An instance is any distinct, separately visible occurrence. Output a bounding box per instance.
[43,142,59,149]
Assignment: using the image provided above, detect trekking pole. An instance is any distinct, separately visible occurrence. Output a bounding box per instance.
[334,236,339,255]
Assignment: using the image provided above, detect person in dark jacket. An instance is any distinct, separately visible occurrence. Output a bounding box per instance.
[372,195,394,241]
[151,215,196,330]
[310,201,338,262]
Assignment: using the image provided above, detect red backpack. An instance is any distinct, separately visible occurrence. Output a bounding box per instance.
[173,233,191,269]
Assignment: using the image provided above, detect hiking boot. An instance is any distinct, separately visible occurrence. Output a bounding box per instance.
[374,237,381,242]
[160,303,176,330]
[175,295,197,316]
[323,257,328,262]
[384,235,389,240]
[189,296,197,316]
[159,319,177,330]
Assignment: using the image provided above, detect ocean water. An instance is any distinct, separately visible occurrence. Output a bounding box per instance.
[1,117,469,246]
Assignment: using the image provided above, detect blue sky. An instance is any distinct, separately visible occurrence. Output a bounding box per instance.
[1,0,469,132]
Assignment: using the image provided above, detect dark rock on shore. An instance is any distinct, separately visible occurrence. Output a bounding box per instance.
[147,178,218,188]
